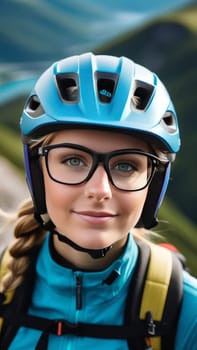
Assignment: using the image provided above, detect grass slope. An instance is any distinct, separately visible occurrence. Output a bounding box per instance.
[156,200,197,276]
[0,125,24,172]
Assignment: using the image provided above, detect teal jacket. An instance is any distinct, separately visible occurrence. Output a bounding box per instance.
[9,233,197,349]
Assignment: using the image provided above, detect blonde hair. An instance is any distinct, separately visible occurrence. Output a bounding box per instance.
[0,135,52,294]
[0,199,46,293]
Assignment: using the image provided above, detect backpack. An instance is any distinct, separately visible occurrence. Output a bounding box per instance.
[0,241,183,350]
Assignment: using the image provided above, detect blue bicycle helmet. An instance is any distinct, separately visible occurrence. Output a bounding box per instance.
[20,52,180,230]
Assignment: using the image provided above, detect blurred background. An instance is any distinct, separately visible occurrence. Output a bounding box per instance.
[0,0,196,275]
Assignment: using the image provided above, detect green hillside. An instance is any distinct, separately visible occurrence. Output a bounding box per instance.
[0,125,24,172]
[96,3,197,225]
[156,200,197,276]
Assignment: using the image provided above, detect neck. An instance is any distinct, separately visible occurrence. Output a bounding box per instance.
[52,234,128,271]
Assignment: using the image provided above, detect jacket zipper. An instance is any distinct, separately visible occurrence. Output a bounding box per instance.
[76,275,83,310]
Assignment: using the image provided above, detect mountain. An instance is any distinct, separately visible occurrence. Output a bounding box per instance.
[96,3,197,225]
[0,0,195,64]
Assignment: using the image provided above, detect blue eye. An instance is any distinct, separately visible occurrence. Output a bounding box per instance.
[111,162,137,176]
[114,163,135,172]
[64,157,84,167]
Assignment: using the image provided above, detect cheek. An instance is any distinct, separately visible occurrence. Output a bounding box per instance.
[43,171,68,215]
[120,189,148,224]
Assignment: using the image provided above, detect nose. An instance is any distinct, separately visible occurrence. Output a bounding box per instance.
[84,165,112,201]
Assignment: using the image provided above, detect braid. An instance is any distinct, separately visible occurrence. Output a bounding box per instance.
[0,199,46,293]
[0,134,55,295]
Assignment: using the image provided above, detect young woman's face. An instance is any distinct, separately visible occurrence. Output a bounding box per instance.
[42,129,150,252]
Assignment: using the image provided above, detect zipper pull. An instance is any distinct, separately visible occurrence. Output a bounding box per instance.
[76,275,83,310]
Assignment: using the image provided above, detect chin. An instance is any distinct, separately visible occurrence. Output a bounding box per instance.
[76,231,125,251]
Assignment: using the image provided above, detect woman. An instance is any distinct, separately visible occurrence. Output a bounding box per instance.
[0,53,196,349]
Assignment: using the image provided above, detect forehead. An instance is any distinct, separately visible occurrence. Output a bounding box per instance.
[48,129,150,152]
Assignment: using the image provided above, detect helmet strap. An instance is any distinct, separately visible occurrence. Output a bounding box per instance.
[52,229,112,259]
[34,213,112,259]
[136,162,171,229]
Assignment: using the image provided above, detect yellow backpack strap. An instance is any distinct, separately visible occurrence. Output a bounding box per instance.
[139,243,173,350]
[0,249,15,331]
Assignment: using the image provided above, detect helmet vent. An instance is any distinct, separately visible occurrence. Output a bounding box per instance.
[161,112,177,133]
[132,80,154,110]
[96,72,118,103]
[56,73,79,102]
[26,95,45,118]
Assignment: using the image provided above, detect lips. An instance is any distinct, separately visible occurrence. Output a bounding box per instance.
[72,210,117,224]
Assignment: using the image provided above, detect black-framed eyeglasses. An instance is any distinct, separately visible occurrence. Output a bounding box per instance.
[37,143,161,192]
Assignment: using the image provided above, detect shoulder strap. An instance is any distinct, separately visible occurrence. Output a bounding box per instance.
[0,245,41,350]
[125,242,183,350]
[159,248,183,349]
[140,243,173,349]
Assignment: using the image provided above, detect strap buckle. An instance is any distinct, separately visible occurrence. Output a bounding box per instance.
[146,311,156,336]
[53,320,78,336]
